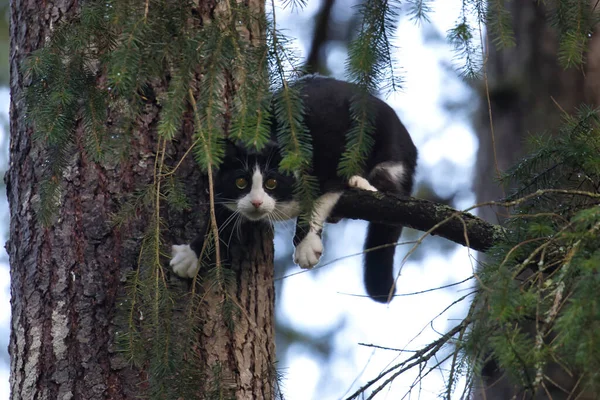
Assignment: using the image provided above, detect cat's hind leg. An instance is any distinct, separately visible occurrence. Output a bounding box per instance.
[368,161,409,193]
[349,161,408,193]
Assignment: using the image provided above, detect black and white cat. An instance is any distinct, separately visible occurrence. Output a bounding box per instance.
[170,75,417,303]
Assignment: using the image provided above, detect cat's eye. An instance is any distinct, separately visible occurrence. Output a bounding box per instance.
[265,178,277,190]
[235,178,248,189]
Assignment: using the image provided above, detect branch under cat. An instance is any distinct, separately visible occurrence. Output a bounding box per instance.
[331,189,504,252]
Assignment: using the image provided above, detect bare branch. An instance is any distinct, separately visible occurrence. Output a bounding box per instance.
[331,189,505,252]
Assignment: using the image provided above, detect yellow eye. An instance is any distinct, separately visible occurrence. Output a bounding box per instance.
[235,178,248,189]
[265,178,277,190]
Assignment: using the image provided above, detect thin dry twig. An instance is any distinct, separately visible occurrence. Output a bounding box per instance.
[346,320,469,399]
[188,89,222,271]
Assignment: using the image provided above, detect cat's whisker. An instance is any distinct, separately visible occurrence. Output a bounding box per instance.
[276,221,294,233]
[235,216,243,243]
[219,212,243,245]
[274,210,306,236]
[235,156,250,172]
[225,218,237,249]
[272,216,295,237]
[266,215,276,234]
[270,209,300,237]
[224,213,242,250]
[227,215,241,247]
[270,208,293,225]
[271,207,297,222]
[218,211,239,233]
[267,210,279,223]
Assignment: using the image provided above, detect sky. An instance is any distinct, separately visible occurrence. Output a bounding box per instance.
[272,0,480,398]
[0,0,481,399]
[0,87,10,398]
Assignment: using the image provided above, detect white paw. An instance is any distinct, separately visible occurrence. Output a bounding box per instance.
[170,244,199,278]
[293,232,323,269]
[348,175,378,192]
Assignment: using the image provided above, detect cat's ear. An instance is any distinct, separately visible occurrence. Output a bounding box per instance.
[264,139,279,152]
[223,138,244,159]
[263,139,282,161]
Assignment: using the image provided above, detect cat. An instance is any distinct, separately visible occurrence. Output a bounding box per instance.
[170,75,417,303]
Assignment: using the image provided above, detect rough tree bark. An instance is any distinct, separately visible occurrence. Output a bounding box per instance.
[8,1,273,399]
[474,1,600,398]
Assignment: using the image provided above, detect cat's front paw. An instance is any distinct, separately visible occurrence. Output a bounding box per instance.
[170,244,199,278]
[293,232,323,269]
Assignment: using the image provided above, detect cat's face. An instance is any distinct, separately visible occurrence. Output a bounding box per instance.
[216,143,300,222]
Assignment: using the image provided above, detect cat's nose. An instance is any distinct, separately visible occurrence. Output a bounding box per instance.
[251,199,263,208]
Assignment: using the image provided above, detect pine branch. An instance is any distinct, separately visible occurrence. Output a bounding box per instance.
[407,0,433,23]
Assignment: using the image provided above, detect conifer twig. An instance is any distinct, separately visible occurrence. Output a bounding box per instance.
[144,0,150,20]
[337,276,474,299]
[188,89,222,272]
[160,136,202,178]
[153,137,168,284]
[480,15,506,216]
[274,239,419,281]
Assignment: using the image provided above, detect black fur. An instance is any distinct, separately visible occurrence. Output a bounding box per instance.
[178,76,417,304]
[288,76,417,303]
[291,76,416,193]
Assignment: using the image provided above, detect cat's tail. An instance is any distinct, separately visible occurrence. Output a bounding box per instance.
[363,223,402,303]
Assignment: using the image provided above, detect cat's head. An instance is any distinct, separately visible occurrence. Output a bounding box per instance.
[215,140,300,221]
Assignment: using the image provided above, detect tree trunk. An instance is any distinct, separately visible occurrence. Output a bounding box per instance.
[8,1,274,399]
[474,1,600,398]
[475,1,587,225]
